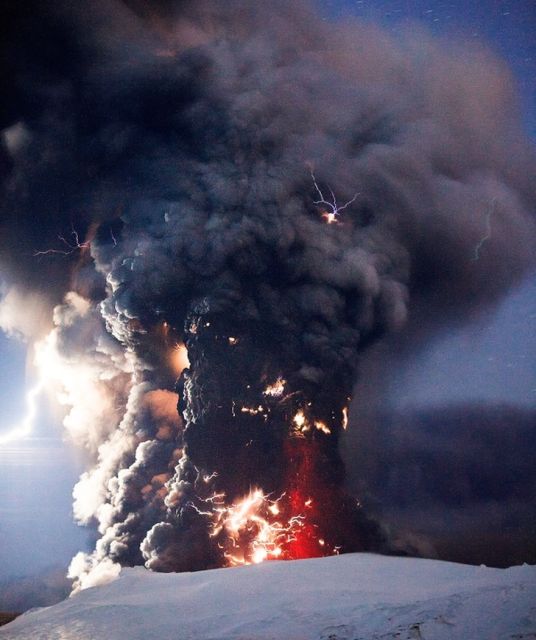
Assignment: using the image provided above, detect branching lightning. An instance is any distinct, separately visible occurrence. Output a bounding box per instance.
[310,170,359,224]
[33,227,91,257]
[208,488,307,565]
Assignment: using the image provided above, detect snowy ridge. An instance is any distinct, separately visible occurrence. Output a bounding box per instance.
[2,553,535,639]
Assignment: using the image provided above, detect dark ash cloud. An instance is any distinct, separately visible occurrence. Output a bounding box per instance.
[346,403,536,567]
[0,566,72,613]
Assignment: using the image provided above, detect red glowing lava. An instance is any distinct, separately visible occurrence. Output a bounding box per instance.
[283,438,336,560]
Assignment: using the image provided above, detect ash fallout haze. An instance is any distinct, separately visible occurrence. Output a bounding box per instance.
[0,0,535,604]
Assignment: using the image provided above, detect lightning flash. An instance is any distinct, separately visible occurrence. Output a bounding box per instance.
[0,379,44,446]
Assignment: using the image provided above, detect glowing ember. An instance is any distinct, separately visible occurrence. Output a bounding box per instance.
[314,420,331,435]
[342,406,349,430]
[321,211,338,224]
[263,377,286,397]
[293,410,306,430]
[240,405,265,416]
[292,411,331,436]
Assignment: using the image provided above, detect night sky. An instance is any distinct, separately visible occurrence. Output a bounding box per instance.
[0,0,534,610]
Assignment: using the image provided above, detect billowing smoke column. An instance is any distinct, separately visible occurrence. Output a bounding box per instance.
[1,0,535,587]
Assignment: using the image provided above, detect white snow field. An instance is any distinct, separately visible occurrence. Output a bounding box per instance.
[2,553,535,639]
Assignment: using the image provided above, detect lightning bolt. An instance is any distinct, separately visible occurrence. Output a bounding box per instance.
[310,169,359,224]
[0,379,44,446]
[472,198,497,262]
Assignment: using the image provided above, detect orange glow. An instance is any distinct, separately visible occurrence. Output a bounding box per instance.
[151,473,169,486]
[170,343,190,376]
[321,211,338,224]
[144,389,181,435]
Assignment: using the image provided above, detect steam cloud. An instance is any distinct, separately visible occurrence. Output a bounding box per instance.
[0,0,535,587]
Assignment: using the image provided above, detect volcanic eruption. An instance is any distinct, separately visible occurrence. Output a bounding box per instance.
[0,0,535,589]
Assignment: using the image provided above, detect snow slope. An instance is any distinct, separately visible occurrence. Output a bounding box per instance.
[2,553,535,639]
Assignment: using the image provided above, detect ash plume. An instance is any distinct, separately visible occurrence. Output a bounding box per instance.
[0,0,535,585]
[346,403,536,568]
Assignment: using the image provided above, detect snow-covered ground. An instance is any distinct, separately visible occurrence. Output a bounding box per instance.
[2,553,535,639]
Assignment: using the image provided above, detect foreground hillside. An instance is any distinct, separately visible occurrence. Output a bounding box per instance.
[2,553,535,639]
[0,616,18,629]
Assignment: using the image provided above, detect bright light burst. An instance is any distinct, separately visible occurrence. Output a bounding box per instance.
[0,379,44,446]
[263,377,286,398]
[292,410,331,437]
[0,300,125,451]
[210,488,306,566]
[0,326,74,447]
[0,327,75,447]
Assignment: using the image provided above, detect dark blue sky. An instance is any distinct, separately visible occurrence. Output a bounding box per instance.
[0,440,89,577]
[389,274,536,409]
